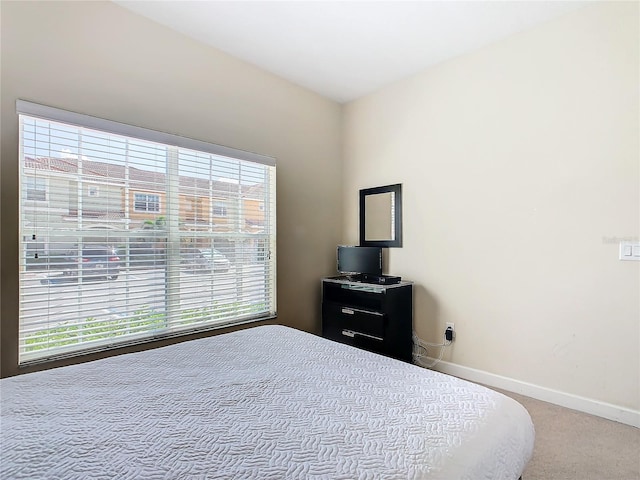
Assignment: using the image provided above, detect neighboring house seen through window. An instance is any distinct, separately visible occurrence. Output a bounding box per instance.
[17,100,277,364]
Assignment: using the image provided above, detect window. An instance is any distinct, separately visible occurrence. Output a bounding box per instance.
[17,100,277,364]
[213,201,227,217]
[185,197,204,221]
[134,193,160,213]
[25,176,47,201]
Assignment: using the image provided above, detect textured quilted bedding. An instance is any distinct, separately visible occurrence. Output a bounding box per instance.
[1,325,534,479]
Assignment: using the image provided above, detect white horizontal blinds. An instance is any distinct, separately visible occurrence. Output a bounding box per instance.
[18,101,276,363]
[172,150,276,331]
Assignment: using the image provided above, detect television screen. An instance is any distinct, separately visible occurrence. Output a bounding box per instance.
[337,246,382,276]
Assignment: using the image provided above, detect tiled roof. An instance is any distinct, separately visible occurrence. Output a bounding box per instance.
[24,157,263,196]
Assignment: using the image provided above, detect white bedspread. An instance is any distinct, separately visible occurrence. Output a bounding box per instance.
[1,325,534,479]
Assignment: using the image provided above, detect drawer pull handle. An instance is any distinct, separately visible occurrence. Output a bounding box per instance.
[342,330,384,342]
[339,307,384,317]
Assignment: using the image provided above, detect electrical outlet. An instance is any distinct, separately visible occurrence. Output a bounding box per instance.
[445,322,455,342]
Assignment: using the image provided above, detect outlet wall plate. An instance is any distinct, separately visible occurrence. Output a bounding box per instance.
[619,241,640,261]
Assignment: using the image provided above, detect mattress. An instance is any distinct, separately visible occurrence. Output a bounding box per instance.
[1,325,534,479]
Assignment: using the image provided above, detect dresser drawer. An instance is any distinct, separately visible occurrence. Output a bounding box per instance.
[321,278,413,362]
[323,302,386,338]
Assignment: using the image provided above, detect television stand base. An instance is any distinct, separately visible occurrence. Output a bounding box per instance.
[350,274,402,285]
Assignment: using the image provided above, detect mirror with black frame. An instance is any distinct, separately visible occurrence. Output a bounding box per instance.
[359,183,402,247]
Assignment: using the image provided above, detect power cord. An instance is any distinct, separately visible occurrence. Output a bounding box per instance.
[412,328,453,369]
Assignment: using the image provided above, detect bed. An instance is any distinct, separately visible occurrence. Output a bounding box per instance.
[1,325,534,479]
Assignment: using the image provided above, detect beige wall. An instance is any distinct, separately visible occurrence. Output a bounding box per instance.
[343,2,640,410]
[343,2,639,412]
[0,1,342,376]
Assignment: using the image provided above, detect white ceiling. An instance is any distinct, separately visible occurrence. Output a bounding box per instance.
[114,1,592,103]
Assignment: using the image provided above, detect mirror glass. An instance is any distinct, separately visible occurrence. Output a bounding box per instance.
[364,192,394,241]
[359,184,402,247]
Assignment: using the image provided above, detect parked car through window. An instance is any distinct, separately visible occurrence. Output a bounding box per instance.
[63,246,121,281]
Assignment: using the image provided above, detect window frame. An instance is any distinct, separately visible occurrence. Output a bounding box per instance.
[24,176,48,202]
[213,200,228,217]
[17,100,277,365]
[87,185,99,197]
[133,192,161,213]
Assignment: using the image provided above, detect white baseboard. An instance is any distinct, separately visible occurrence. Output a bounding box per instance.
[429,359,640,428]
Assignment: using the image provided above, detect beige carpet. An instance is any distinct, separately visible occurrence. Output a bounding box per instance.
[498,389,640,480]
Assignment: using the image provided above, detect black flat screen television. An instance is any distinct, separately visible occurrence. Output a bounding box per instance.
[337,246,382,276]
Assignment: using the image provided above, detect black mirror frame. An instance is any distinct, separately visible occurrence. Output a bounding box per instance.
[359,183,402,248]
